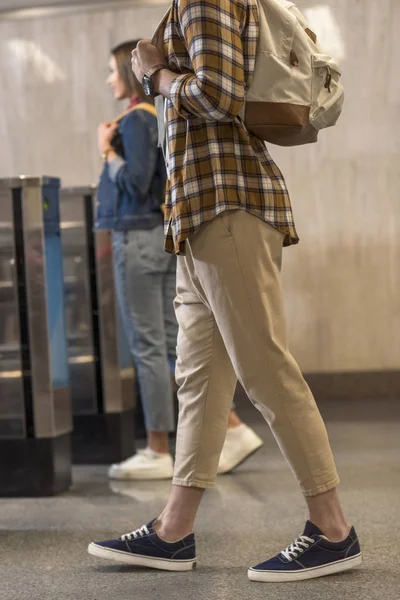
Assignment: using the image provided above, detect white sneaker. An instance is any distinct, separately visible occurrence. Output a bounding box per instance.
[218,424,264,475]
[108,448,174,481]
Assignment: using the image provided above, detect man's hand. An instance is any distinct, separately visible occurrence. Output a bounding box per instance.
[131,40,167,83]
[97,122,118,154]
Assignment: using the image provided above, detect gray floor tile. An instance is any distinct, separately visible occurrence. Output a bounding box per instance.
[0,411,399,600]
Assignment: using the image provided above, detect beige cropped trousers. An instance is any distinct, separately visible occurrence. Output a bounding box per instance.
[172,210,339,497]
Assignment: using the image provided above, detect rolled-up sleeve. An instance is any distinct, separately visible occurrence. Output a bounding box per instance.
[170,0,246,122]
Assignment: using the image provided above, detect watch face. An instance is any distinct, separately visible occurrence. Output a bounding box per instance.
[143,74,152,97]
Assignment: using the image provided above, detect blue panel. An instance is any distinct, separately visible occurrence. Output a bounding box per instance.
[42,184,60,235]
[42,184,69,389]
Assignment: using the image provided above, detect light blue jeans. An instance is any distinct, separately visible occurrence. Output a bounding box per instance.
[112,226,177,432]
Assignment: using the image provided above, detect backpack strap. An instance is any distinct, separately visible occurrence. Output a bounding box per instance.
[113,102,157,124]
[131,102,158,118]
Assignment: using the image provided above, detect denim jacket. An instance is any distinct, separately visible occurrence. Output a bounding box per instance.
[96,106,166,231]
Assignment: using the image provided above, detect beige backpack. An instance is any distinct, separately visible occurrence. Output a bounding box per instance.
[242,0,344,146]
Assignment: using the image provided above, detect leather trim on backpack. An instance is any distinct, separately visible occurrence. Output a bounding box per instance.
[244,101,309,127]
[243,102,318,146]
[305,28,317,44]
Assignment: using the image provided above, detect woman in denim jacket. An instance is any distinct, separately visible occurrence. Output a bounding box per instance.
[96,41,176,480]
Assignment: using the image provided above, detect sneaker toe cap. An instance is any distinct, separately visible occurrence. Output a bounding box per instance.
[251,556,291,572]
[93,538,127,552]
[108,464,127,479]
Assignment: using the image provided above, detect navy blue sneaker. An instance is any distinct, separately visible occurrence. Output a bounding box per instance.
[248,521,362,582]
[88,520,196,572]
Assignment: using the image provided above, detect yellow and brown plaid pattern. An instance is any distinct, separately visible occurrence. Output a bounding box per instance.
[162,0,299,254]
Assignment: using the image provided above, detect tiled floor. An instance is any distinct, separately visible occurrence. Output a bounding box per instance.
[1,404,399,600]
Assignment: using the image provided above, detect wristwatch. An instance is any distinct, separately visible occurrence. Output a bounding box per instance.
[142,64,166,97]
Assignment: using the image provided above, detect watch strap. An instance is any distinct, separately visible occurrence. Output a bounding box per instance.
[143,63,167,82]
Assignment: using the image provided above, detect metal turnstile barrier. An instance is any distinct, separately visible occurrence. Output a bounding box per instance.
[0,176,72,496]
[60,187,136,463]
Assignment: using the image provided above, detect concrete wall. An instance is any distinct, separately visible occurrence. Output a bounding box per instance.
[0,0,399,373]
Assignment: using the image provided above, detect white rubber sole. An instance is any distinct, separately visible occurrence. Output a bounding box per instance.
[248,553,363,582]
[88,543,196,572]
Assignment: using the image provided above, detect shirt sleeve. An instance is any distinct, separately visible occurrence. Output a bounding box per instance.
[170,0,246,122]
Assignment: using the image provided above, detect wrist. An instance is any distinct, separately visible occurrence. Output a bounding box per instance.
[101,147,114,161]
[152,68,164,94]
[143,64,167,97]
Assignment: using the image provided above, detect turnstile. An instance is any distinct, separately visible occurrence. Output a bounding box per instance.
[0,177,72,496]
[60,187,136,464]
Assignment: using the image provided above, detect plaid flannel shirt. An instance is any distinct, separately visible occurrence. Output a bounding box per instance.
[162,0,299,254]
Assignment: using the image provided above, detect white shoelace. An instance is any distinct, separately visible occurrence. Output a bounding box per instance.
[121,525,150,542]
[280,535,315,561]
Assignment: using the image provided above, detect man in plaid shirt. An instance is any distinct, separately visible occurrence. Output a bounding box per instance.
[89,0,361,582]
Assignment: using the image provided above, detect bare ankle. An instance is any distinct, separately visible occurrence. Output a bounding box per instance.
[153,516,193,542]
[147,431,170,454]
[154,484,204,541]
[311,519,351,542]
[227,410,243,430]
[306,488,351,542]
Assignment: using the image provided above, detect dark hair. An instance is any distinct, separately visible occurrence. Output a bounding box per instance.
[111,40,145,99]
